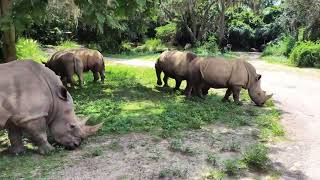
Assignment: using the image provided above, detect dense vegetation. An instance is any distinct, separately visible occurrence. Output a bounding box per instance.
[1,0,319,67]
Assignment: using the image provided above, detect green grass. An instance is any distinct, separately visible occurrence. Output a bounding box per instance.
[107,52,160,61]
[262,55,293,66]
[0,64,282,178]
[57,40,81,51]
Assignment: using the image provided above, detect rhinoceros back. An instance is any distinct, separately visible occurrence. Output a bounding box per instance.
[0,60,58,129]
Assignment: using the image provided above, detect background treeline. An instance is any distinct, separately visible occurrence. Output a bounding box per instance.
[0,0,319,67]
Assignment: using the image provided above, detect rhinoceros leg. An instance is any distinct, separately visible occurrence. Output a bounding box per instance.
[174,79,182,91]
[222,88,232,102]
[21,118,54,155]
[99,70,105,84]
[231,86,243,105]
[7,124,26,154]
[92,71,100,83]
[163,75,169,87]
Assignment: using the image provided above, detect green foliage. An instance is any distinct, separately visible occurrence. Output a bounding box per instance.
[86,43,102,52]
[134,39,167,53]
[57,40,80,51]
[242,144,270,170]
[222,159,247,176]
[207,153,218,166]
[290,41,320,67]
[202,170,227,180]
[195,36,219,56]
[16,38,47,63]
[169,139,183,152]
[155,23,177,43]
[262,35,296,57]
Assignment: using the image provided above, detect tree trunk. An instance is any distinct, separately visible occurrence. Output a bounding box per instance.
[218,0,226,48]
[0,0,17,62]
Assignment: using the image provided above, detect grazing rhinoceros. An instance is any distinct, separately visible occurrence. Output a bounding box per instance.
[44,52,84,87]
[47,48,105,84]
[155,50,197,91]
[0,60,102,154]
[68,48,105,83]
[186,57,273,106]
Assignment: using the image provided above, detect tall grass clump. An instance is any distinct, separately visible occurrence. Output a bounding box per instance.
[290,41,320,67]
[16,38,47,63]
[57,40,80,50]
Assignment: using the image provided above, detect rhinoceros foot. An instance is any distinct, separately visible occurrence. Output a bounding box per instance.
[8,145,26,155]
[38,143,55,155]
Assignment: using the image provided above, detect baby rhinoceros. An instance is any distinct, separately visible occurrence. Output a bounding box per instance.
[44,52,84,87]
[186,57,273,106]
[155,50,197,91]
[0,60,102,155]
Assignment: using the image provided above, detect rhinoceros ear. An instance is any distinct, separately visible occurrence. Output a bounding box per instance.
[57,86,68,101]
[256,74,262,81]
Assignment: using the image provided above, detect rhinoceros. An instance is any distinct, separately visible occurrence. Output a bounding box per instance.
[155,50,197,91]
[44,52,84,87]
[0,60,102,154]
[68,48,105,83]
[186,57,273,106]
[47,48,105,84]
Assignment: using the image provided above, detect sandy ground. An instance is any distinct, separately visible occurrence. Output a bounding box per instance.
[50,53,320,179]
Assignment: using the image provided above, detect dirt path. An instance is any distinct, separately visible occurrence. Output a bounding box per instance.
[107,54,320,179]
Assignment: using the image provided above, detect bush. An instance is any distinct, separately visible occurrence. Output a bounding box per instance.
[290,41,320,67]
[155,23,177,43]
[87,43,102,52]
[194,36,219,56]
[242,144,270,170]
[223,159,247,176]
[135,39,167,53]
[57,40,80,51]
[16,38,47,63]
[262,35,296,57]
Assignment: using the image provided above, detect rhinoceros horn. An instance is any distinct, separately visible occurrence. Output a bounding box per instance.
[78,116,103,138]
[266,93,273,101]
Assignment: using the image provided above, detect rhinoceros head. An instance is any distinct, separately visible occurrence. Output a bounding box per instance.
[49,86,102,149]
[248,74,273,106]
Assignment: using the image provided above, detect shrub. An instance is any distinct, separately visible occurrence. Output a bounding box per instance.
[223,159,247,176]
[262,35,296,57]
[120,41,135,52]
[290,41,320,67]
[16,38,47,63]
[155,23,177,43]
[194,36,219,56]
[87,43,102,52]
[57,40,80,51]
[134,39,167,53]
[242,144,270,170]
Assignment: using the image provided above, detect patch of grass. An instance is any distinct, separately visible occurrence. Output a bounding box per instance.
[220,140,241,152]
[201,169,227,180]
[242,144,270,171]
[158,165,187,178]
[0,150,67,179]
[90,147,104,157]
[108,141,123,152]
[57,40,80,51]
[262,55,293,66]
[222,159,247,176]
[169,139,183,152]
[207,153,218,166]
[16,38,48,63]
[107,52,160,61]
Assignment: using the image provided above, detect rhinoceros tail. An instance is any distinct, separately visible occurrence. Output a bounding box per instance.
[155,58,163,86]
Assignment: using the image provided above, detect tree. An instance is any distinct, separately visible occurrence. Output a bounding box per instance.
[0,0,145,62]
[0,0,16,62]
[159,0,217,45]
